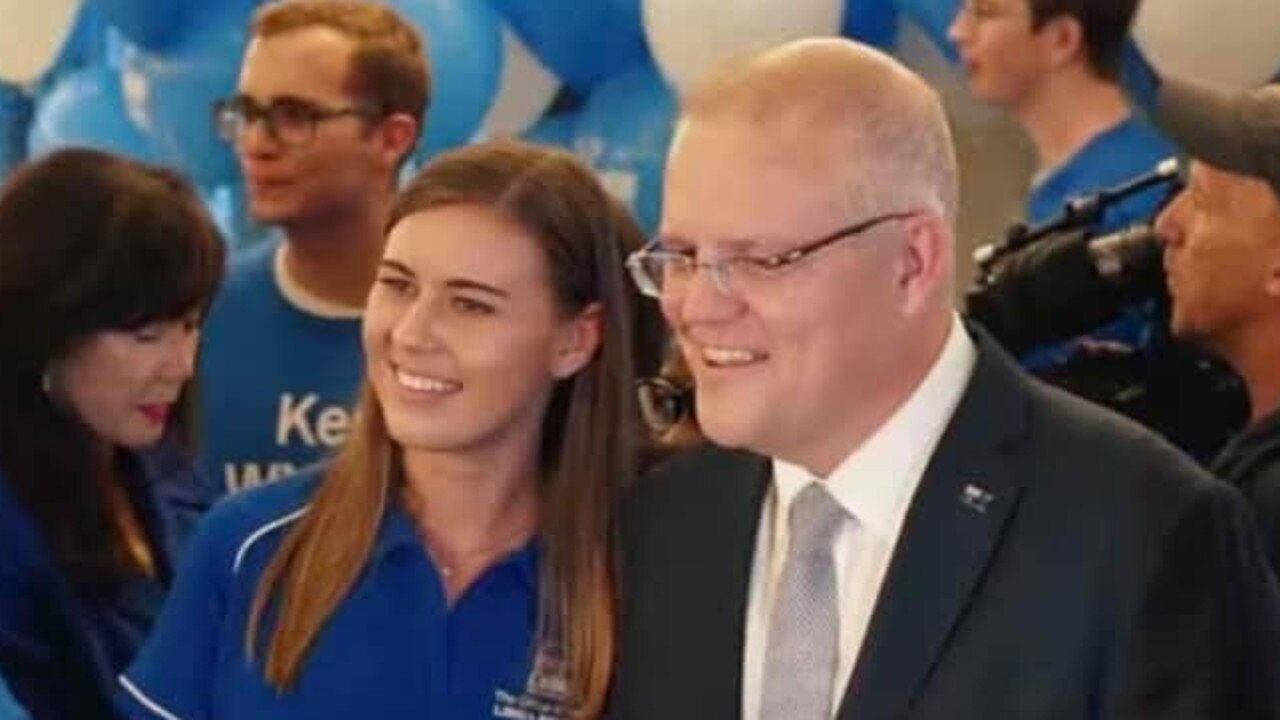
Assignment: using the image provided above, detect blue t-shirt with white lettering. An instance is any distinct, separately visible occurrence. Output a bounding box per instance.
[118,469,560,720]
[197,241,364,494]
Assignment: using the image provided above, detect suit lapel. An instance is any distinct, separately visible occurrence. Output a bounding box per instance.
[683,450,771,715]
[837,336,1032,719]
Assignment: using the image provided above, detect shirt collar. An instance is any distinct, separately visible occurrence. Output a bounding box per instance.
[771,314,977,537]
[273,243,364,320]
[375,500,540,591]
[1030,114,1140,191]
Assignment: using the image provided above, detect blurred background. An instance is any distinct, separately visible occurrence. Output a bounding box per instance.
[1,0,1278,288]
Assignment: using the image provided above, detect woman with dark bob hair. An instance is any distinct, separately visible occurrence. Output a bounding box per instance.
[120,139,645,720]
[0,148,226,718]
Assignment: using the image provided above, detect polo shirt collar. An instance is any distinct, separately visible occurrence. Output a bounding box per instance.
[375,500,540,591]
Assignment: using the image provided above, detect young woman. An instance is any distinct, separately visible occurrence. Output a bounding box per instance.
[120,140,644,719]
[0,148,226,718]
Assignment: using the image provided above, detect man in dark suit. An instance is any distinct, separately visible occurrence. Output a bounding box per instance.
[614,37,1280,719]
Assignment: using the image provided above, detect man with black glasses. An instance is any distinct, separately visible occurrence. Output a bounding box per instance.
[612,37,1280,719]
[197,0,426,494]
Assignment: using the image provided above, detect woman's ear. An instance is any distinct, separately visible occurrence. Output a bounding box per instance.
[551,303,603,379]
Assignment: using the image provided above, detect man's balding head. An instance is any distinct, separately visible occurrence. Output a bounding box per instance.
[680,38,960,225]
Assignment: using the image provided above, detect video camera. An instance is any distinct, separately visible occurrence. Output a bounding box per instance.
[964,160,1246,462]
[965,159,1179,355]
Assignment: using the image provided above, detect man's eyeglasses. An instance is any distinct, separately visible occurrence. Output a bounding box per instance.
[213,94,378,148]
[626,211,914,299]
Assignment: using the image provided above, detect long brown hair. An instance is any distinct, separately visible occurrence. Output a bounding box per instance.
[0,148,226,593]
[247,139,643,717]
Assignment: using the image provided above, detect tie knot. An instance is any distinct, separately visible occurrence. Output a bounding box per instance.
[787,483,846,554]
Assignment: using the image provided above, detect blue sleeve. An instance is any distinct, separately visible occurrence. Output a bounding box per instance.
[116,501,237,720]
[0,499,72,719]
[0,674,27,720]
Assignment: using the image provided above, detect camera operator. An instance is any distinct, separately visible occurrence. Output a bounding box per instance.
[966,158,1251,463]
[1139,64,1280,574]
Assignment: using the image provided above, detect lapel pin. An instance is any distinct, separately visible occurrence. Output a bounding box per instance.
[960,483,996,514]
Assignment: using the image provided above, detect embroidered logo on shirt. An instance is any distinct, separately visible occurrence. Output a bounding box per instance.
[492,646,572,720]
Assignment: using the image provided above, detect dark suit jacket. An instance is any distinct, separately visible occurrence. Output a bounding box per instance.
[614,331,1280,719]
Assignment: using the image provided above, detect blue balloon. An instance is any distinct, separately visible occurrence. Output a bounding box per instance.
[0,82,34,181]
[844,0,901,49]
[522,110,579,150]
[573,64,677,233]
[27,65,155,161]
[92,0,190,51]
[386,0,503,159]
[489,0,649,93]
[897,0,961,62]
[43,2,112,85]
[119,2,263,187]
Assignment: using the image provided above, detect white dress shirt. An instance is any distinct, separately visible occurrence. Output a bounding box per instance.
[741,314,977,719]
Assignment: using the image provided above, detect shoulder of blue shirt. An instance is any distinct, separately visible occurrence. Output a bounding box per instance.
[207,238,278,310]
[190,466,322,574]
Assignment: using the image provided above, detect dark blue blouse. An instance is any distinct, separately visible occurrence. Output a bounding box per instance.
[0,442,216,719]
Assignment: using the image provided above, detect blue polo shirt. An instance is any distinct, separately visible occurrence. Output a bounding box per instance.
[118,468,562,720]
[197,240,365,495]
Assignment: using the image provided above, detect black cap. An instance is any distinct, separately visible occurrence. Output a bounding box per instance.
[1151,78,1280,198]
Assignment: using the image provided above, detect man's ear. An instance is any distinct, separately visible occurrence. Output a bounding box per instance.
[895,213,951,316]
[376,112,419,168]
[551,303,604,379]
[1041,14,1087,72]
[1249,182,1280,297]
[1267,264,1280,298]
[1264,239,1280,298]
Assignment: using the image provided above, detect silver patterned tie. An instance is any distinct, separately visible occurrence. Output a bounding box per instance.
[759,482,846,720]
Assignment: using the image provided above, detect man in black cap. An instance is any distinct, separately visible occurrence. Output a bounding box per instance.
[1129,48,1280,575]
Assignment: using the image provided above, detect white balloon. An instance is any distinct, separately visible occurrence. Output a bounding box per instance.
[643,0,844,96]
[480,25,560,138]
[1134,0,1280,90]
[0,0,81,85]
